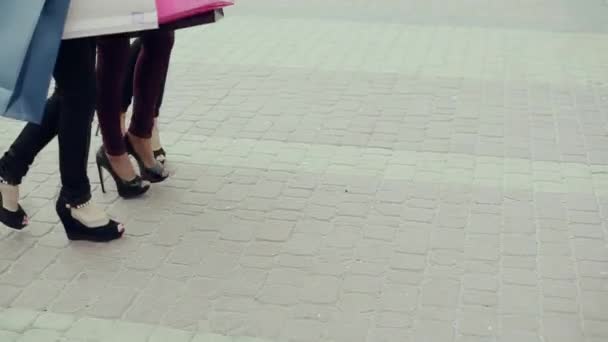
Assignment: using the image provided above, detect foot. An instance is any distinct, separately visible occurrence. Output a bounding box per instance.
[126,132,158,169]
[0,179,28,229]
[0,181,20,212]
[57,198,125,242]
[71,202,118,230]
[107,153,138,182]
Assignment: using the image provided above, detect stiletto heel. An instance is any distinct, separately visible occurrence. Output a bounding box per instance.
[124,136,168,183]
[0,178,28,230]
[56,197,124,242]
[95,147,149,199]
[97,164,106,193]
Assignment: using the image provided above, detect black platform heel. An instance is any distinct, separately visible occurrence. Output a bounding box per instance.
[0,177,28,230]
[95,147,150,199]
[125,136,168,183]
[56,197,124,242]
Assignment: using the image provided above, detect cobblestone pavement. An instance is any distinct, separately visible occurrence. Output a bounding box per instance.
[0,1,608,341]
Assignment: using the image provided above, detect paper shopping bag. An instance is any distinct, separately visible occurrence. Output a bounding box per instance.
[0,0,71,123]
[156,0,233,25]
[0,0,47,114]
[63,0,158,39]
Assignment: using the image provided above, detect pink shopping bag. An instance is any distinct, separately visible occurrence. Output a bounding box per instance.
[156,0,233,25]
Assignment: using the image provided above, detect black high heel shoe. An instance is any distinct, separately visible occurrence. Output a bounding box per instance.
[96,147,150,199]
[56,197,124,242]
[0,178,28,230]
[154,148,166,165]
[125,136,168,183]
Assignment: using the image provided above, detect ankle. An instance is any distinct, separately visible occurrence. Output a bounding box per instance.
[0,181,20,212]
[151,123,162,151]
[106,153,137,181]
[127,133,156,168]
[69,201,110,228]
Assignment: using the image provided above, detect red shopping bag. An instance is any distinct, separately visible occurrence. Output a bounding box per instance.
[156,0,233,25]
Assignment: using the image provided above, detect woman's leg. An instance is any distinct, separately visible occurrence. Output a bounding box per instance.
[128,30,174,169]
[121,36,167,118]
[0,92,60,228]
[129,30,174,141]
[97,37,130,157]
[0,38,124,239]
[54,38,97,205]
[155,51,168,116]
[150,37,170,159]
[0,93,60,186]
[121,37,167,117]
[120,35,171,159]
[54,37,124,240]
[96,36,151,195]
[96,36,141,182]
[121,38,142,115]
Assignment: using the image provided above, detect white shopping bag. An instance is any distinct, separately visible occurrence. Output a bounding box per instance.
[62,0,158,39]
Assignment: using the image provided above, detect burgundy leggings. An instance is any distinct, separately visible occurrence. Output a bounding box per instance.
[96,30,174,156]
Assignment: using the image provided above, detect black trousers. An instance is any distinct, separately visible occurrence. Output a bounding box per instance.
[121,37,166,116]
[0,38,97,205]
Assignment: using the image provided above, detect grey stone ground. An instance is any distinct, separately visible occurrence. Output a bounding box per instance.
[0,0,608,341]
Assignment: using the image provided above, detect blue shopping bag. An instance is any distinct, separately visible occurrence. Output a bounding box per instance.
[0,0,71,124]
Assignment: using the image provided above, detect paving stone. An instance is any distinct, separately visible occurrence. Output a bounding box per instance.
[379,286,419,312]
[462,289,498,307]
[430,229,465,250]
[465,235,500,261]
[463,274,498,291]
[0,309,39,332]
[12,279,65,311]
[17,329,62,342]
[0,331,19,342]
[498,332,542,342]
[500,285,540,315]
[421,278,460,308]
[343,275,382,294]
[255,220,294,242]
[539,257,576,279]
[542,296,579,314]
[459,308,498,336]
[500,314,539,333]
[281,319,325,342]
[376,311,412,328]
[501,268,539,286]
[395,229,430,254]
[65,317,113,340]
[542,315,585,342]
[32,313,74,331]
[412,320,454,342]
[191,333,233,342]
[149,326,193,342]
[389,252,427,271]
[581,291,608,321]
[502,234,537,256]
